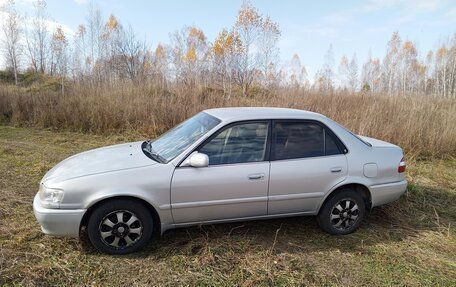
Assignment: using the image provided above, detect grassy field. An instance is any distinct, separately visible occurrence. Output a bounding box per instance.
[0,125,455,286]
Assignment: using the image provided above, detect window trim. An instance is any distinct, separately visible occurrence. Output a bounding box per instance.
[270,119,348,161]
[177,120,272,167]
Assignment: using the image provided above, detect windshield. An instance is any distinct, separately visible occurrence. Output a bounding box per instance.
[143,112,221,163]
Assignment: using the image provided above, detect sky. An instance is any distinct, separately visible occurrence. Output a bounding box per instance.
[1,0,456,78]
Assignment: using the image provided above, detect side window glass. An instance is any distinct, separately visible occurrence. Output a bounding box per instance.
[274,122,324,160]
[199,122,269,165]
[325,130,342,155]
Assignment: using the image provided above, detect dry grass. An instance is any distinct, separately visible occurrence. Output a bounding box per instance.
[0,84,455,158]
[0,126,455,286]
[1,83,455,285]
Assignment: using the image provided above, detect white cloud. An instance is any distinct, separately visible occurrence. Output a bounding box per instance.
[44,19,74,36]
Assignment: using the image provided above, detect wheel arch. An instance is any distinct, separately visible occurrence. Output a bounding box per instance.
[79,195,162,236]
[317,183,372,214]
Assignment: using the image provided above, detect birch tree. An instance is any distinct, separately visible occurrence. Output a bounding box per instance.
[50,26,68,95]
[1,0,21,85]
[348,54,358,92]
[25,0,49,73]
[233,1,261,96]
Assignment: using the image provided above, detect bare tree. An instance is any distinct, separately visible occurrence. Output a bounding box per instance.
[233,0,262,96]
[257,16,280,87]
[72,24,88,84]
[432,35,456,98]
[115,25,149,83]
[314,44,335,92]
[382,31,401,96]
[361,53,381,92]
[348,54,358,92]
[289,54,307,89]
[212,29,242,96]
[424,50,434,95]
[339,54,358,92]
[50,26,68,95]
[25,0,49,73]
[1,0,22,85]
[86,3,103,84]
[170,26,209,88]
[101,14,122,84]
[398,41,418,94]
[153,43,168,89]
[0,0,452,99]
[338,55,349,90]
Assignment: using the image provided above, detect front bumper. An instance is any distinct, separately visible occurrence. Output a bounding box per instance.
[33,194,86,237]
[370,180,407,207]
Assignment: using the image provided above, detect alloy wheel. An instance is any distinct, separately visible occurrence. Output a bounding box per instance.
[330,198,360,230]
[98,210,143,249]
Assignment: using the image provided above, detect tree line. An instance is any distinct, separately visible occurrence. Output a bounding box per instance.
[1,0,455,98]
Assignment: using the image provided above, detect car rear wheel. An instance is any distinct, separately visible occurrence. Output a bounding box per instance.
[87,199,153,254]
[317,188,365,235]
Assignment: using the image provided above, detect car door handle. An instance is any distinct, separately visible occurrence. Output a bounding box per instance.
[331,167,342,173]
[248,173,265,180]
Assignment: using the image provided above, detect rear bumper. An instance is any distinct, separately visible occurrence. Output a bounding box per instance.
[370,180,407,207]
[33,194,86,237]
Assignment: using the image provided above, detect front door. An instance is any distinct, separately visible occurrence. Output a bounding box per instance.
[268,120,348,215]
[171,121,270,224]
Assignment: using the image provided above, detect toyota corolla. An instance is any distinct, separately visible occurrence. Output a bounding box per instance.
[33,107,407,254]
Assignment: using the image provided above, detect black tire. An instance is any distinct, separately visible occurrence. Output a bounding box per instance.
[87,198,153,254]
[317,188,365,235]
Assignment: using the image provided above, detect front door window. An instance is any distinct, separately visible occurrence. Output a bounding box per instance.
[199,122,269,165]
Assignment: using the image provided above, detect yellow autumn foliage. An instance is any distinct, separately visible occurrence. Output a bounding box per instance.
[106,14,119,30]
[236,2,261,28]
[155,43,166,59]
[437,46,447,57]
[53,26,66,43]
[213,30,228,56]
[189,27,206,42]
[213,29,243,57]
[184,46,197,62]
[402,41,417,56]
[144,49,151,70]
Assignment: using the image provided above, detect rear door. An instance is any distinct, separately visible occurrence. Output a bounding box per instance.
[268,120,348,215]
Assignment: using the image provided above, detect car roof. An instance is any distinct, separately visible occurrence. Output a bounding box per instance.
[204,107,324,122]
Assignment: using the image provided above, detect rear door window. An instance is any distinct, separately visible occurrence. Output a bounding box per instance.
[273,121,343,160]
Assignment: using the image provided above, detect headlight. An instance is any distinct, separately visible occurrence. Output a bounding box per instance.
[39,184,64,208]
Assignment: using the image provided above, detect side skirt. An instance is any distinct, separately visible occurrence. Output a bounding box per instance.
[160,211,317,234]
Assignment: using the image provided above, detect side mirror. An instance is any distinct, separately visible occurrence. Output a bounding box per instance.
[189,152,209,168]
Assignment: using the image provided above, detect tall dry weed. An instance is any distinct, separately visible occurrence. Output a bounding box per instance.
[0,84,455,158]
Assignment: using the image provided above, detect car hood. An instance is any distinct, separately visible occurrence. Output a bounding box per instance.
[42,141,158,184]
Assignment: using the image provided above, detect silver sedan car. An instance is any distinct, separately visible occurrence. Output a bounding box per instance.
[34,108,407,254]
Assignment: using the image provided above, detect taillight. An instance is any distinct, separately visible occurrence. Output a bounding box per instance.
[398,156,406,173]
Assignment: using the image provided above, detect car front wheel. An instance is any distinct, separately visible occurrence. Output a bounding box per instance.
[317,189,365,235]
[87,198,153,254]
